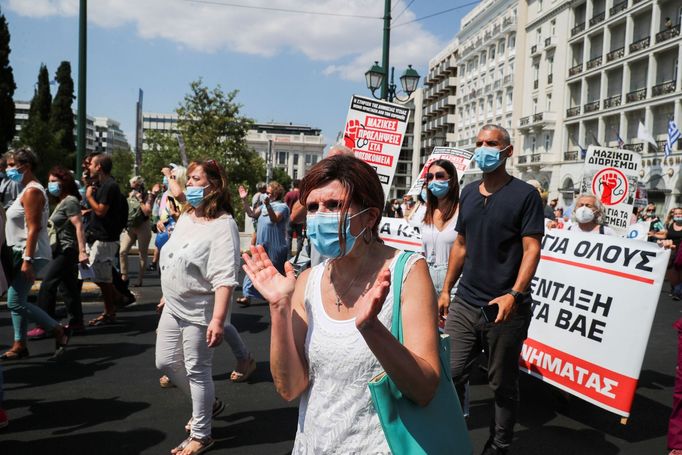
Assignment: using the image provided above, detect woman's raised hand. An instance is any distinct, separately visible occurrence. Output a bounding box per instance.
[238,185,249,200]
[242,245,296,308]
[355,268,391,333]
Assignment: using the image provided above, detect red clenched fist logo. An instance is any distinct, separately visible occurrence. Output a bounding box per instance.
[344,119,368,149]
[592,168,628,206]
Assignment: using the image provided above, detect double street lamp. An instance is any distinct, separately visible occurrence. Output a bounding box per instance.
[365,62,420,103]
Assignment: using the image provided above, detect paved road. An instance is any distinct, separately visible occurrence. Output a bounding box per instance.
[0,259,678,454]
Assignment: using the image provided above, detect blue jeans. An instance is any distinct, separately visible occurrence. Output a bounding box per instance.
[7,258,57,342]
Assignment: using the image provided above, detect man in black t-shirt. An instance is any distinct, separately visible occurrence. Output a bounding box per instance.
[85,154,125,326]
[440,124,544,455]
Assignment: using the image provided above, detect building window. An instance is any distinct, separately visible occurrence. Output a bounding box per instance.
[538,0,543,11]
[305,154,313,165]
[546,93,552,111]
[278,151,286,165]
[531,136,537,153]
[550,19,556,36]
[312,155,319,164]
[293,153,299,165]
[544,133,551,152]
[509,34,516,49]
[490,46,496,59]
[499,41,505,55]
[533,98,538,114]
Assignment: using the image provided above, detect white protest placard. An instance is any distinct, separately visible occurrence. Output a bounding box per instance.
[580,146,641,235]
[520,229,669,417]
[343,95,410,199]
[407,147,474,196]
[378,217,422,252]
[626,221,650,241]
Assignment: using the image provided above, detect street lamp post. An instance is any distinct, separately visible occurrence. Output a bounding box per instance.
[364,0,421,102]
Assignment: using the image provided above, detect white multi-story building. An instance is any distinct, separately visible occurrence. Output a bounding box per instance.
[246,123,325,181]
[94,117,130,153]
[13,100,96,155]
[544,0,682,211]
[142,113,326,181]
[423,0,521,186]
[515,0,574,204]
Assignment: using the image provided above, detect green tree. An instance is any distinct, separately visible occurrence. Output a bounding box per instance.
[271,167,292,192]
[139,129,180,188]
[50,61,76,167]
[111,147,135,189]
[176,80,262,189]
[20,64,58,181]
[0,8,16,154]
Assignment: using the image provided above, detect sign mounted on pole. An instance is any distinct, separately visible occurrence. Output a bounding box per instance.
[580,146,642,236]
[343,95,410,200]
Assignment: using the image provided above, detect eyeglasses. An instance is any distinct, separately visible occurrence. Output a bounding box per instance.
[425,172,449,181]
[306,200,342,213]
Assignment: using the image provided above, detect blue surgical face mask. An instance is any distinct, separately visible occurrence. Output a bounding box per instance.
[186,185,208,208]
[162,176,169,187]
[420,189,427,202]
[6,167,23,183]
[47,181,61,197]
[306,208,369,258]
[473,145,510,173]
[427,180,450,198]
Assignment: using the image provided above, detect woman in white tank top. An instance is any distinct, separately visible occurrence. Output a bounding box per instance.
[242,155,442,453]
[2,148,69,361]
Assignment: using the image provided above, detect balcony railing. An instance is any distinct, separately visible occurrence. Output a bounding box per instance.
[545,37,554,48]
[566,106,581,117]
[531,44,538,54]
[584,100,600,113]
[589,11,605,27]
[652,80,676,97]
[629,36,650,53]
[564,150,579,161]
[533,80,539,90]
[606,47,625,62]
[520,116,530,126]
[533,113,544,123]
[494,80,501,90]
[603,94,622,109]
[586,56,603,70]
[569,63,584,76]
[656,25,681,44]
[518,155,528,164]
[572,22,586,36]
[547,73,553,84]
[531,154,541,163]
[623,143,644,153]
[626,88,647,103]
[504,74,513,85]
[609,1,627,16]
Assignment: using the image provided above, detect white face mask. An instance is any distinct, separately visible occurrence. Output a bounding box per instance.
[575,206,595,224]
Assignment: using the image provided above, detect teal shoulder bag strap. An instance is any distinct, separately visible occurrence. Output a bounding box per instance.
[369,251,473,455]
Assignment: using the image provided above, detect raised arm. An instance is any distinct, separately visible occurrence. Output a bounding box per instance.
[356,258,440,406]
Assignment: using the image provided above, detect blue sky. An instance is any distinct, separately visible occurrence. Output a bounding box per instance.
[4,0,476,148]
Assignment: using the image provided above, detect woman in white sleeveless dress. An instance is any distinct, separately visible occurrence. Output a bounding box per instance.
[2,148,69,361]
[242,155,441,454]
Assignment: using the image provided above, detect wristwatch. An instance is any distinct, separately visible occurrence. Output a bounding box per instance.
[507,289,523,303]
[22,256,35,264]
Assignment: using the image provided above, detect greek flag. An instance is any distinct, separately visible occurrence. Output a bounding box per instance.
[579,144,587,159]
[666,119,681,157]
[617,134,625,148]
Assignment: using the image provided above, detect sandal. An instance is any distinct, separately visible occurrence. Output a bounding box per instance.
[185,399,225,433]
[49,326,71,361]
[230,357,256,383]
[88,313,116,327]
[0,347,29,361]
[236,296,250,307]
[171,436,214,455]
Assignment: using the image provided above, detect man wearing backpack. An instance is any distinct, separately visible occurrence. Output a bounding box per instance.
[84,154,128,326]
[119,176,153,288]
